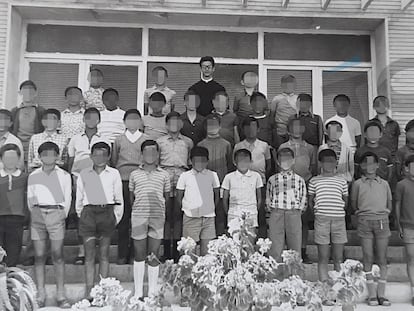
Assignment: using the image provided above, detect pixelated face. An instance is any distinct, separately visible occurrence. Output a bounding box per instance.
[406,162,414,176]
[84,112,100,129]
[124,114,141,131]
[200,61,215,78]
[206,119,220,136]
[365,126,381,144]
[19,86,37,103]
[166,117,183,133]
[41,114,59,131]
[251,97,267,115]
[278,154,295,171]
[102,91,119,110]
[149,99,165,113]
[142,145,159,165]
[39,150,59,166]
[407,128,414,145]
[327,124,343,141]
[289,120,305,138]
[90,148,110,167]
[66,88,83,105]
[242,72,258,88]
[0,114,11,132]
[297,99,312,113]
[192,156,208,172]
[1,150,20,170]
[281,81,296,94]
[154,69,167,85]
[373,98,389,114]
[235,154,251,173]
[360,156,378,175]
[88,70,104,87]
[243,122,258,139]
[185,95,200,111]
[334,99,350,115]
[212,95,228,113]
[321,156,337,173]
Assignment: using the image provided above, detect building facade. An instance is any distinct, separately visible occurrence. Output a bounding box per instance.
[0,0,413,135]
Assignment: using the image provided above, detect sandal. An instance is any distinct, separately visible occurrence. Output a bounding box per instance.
[367,297,379,306]
[378,297,391,306]
[37,297,46,308]
[57,298,71,309]
[74,256,85,265]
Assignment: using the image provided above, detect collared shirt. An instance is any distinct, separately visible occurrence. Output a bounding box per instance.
[279,140,316,182]
[270,93,298,136]
[0,132,24,169]
[157,134,193,169]
[27,166,72,215]
[68,132,110,175]
[325,114,361,150]
[290,112,324,146]
[60,108,85,139]
[180,112,206,145]
[144,85,176,114]
[0,169,27,217]
[318,142,354,182]
[97,108,126,143]
[251,114,275,148]
[129,166,171,217]
[266,170,307,212]
[396,145,414,180]
[352,176,392,220]
[76,166,124,223]
[177,169,220,217]
[83,87,105,111]
[234,139,271,183]
[222,170,263,218]
[233,89,255,119]
[371,115,401,155]
[354,145,393,181]
[27,131,69,171]
[0,169,22,191]
[142,115,168,141]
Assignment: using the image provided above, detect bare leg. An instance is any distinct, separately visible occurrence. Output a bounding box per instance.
[317,244,330,281]
[50,239,66,301]
[332,243,344,272]
[199,239,211,256]
[361,238,376,299]
[33,240,47,301]
[83,236,96,298]
[98,237,111,278]
[375,237,389,299]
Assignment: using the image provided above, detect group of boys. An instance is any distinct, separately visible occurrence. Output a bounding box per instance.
[1,55,414,308]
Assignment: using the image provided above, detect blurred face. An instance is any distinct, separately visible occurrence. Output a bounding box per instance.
[102,92,119,110]
[1,150,20,170]
[281,81,296,94]
[0,115,11,132]
[124,114,141,132]
[289,120,304,139]
[251,98,267,115]
[407,128,414,146]
[374,98,389,115]
[185,95,200,112]
[149,99,165,114]
[212,95,228,113]
[243,122,258,140]
[19,86,37,103]
[406,162,414,177]
[321,156,337,173]
[334,99,350,115]
[88,71,104,88]
[84,112,100,129]
[153,69,167,86]
[192,156,208,172]
[39,150,59,166]
[142,145,159,165]
[360,156,378,175]
[297,99,312,113]
[206,119,220,136]
[235,155,251,173]
[167,118,183,133]
[200,61,215,79]
[242,72,258,88]
[66,88,83,106]
[90,148,110,167]
[42,114,59,131]
[327,124,343,142]
[278,154,295,171]
[365,126,382,144]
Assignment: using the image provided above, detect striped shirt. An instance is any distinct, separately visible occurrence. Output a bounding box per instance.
[266,170,307,212]
[308,175,348,217]
[129,166,171,217]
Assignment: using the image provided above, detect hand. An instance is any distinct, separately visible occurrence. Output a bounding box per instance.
[398,226,403,240]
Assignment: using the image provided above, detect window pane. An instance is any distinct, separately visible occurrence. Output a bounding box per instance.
[29,62,79,110]
[266,69,312,103]
[149,29,257,59]
[265,33,371,62]
[27,24,142,55]
[147,63,258,113]
[90,64,139,111]
[323,71,369,128]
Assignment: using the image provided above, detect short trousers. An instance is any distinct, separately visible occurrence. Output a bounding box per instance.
[314,215,348,245]
[79,205,116,238]
[31,207,66,241]
[131,214,164,240]
[163,167,186,198]
[403,227,414,244]
[357,217,391,239]
[228,212,258,228]
[182,214,216,242]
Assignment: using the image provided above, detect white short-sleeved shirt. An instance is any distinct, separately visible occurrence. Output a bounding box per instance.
[325,115,361,150]
[97,108,126,143]
[176,169,220,218]
[221,170,263,219]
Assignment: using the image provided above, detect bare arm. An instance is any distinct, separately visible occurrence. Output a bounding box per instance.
[176,189,184,211]
[213,188,220,208]
[355,135,362,148]
[256,187,262,213]
[222,190,230,214]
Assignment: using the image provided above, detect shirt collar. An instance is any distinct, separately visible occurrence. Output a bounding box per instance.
[81,132,101,137]
[63,107,84,114]
[192,168,207,175]
[125,130,142,143]
[244,88,255,96]
[327,140,341,147]
[201,74,213,83]
[167,133,183,140]
[361,175,381,183]
[236,169,252,177]
[373,115,393,124]
[138,164,162,172]
[87,165,110,173]
[42,131,58,138]
[298,111,314,118]
[0,169,21,177]
[152,85,169,92]
[280,169,293,176]
[19,102,38,108]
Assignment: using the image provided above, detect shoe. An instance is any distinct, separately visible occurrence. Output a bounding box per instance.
[45,257,53,265]
[117,257,128,265]
[22,256,34,266]
[377,297,391,306]
[297,301,305,307]
[57,298,71,309]
[302,254,312,264]
[367,297,379,306]
[74,256,85,265]
[411,297,414,306]
[37,296,46,308]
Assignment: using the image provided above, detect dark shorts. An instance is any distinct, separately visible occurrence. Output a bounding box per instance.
[357,217,391,239]
[79,205,116,238]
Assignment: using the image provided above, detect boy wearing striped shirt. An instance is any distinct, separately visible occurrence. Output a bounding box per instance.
[308,149,348,291]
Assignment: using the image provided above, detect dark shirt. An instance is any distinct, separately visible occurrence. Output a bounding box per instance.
[233,90,254,119]
[354,145,393,181]
[0,172,28,217]
[370,116,400,156]
[396,145,414,180]
[251,114,276,148]
[290,112,324,147]
[188,80,226,117]
[396,177,414,229]
[215,111,239,147]
[180,112,206,146]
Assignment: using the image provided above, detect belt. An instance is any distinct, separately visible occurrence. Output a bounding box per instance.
[86,203,119,208]
[35,205,64,210]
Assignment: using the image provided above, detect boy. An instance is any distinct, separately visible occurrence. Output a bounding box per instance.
[189,56,226,117]
[129,140,170,298]
[61,86,85,139]
[112,109,149,264]
[97,88,126,144]
[156,112,193,262]
[222,148,263,231]
[270,75,298,149]
[308,149,348,285]
[84,69,105,111]
[396,119,414,181]
[0,144,27,267]
[212,90,239,147]
[142,92,168,141]
[266,147,307,262]
[354,121,393,183]
[144,66,176,115]
[27,142,71,308]
[28,109,69,172]
[11,80,45,165]
[177,146,220,255]
[395,154,414,306]
[325,94,362,153]
[233,71,259,120]
[180,90,206,145]
[352,151,392,306]
[249,92,276,148]
[0,109,24,170]
[76,142,124,300]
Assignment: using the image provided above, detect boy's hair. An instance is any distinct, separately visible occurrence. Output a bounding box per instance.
[250,92,267,103]
[242,116,259,128]
[234,148,252,161]
[241,71,258,81]
[103,88,119,98]
[152,66,168,77]
[405,119,414,132]
[166,111,181,123]
[149,92,166,103]
[364,120,383,133]
[0,143,21,158]
[38,141,59,156]
[199,56,215,67]
[64,86,82,97]
[405,154,414,167]
[298,93,312,103]
[42,108,61,121]
[206,113,221,124]
[287,116,304,132]
[333,94,350,105]
[184,89,200,100]
[281,75,296,84]
[277,147,295,159]
[123,109,141,120]
[358,151,379,164]
[318,149,337,162]
[190,146,209,160]
[19,80,37,91]
[373,95,389,107]
[0,109,12,120]
[84,107,101,120]
[213,90,229,100]
[141,139,159,152]
[325,120,343,130]
[91,141,111,156]
[90,68,104,77]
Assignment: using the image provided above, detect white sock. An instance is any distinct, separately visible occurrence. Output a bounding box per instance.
[133,261,145,298]
[147,265,159,297]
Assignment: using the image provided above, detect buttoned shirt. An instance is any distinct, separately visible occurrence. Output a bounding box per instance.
[290,112,324,147]
[180,112,206,145]
[0,132,24,169]
[371,115,401,156]
[83,87,105,111]
[279,140,316,182]
[157,134,193,169]
[76,166,124,223]
[233,89,254,119]
[97,108,126,143]
[270,93,298,136]
[0,169,22,191]
[27,166,72,216]
[325,115,361,151]
[60,108,85,139]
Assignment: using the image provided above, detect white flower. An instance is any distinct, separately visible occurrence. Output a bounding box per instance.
[177,237,197,254]
[256,238,272,254]
[178,254,194,267]
[71,299,91,310]
[0,246,6,263]
[371,264,380,278]
[227,217,242,236]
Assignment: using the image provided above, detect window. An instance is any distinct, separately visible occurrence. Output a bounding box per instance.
[266,69,312,103]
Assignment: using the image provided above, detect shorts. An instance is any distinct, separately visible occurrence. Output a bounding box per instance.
[31,207,66,241]
[182,214,216,242]
[314,215,348,245]
[79,205,116,238]
[228,212,258,228]
[357,217,391,239]
[163,167,186,197]
[403,227,414,244]
[131,214,164,240]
